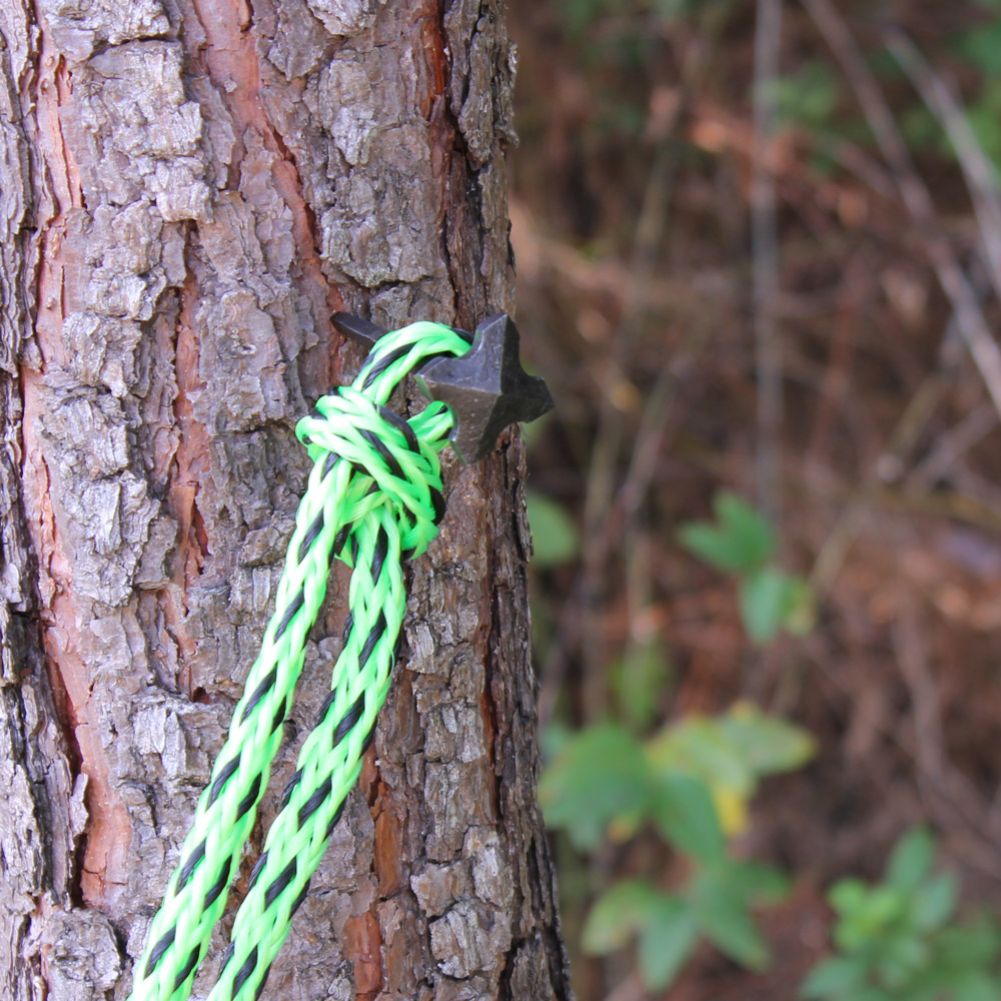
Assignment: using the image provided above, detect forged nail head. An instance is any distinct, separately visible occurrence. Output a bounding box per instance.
[331,311,554,463]
[417,313,554,463]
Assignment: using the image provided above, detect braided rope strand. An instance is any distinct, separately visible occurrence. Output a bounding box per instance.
[131,456,358,1001]
[129,322,470,1001]
[209,399,458,1000]
[210,511,406,1001]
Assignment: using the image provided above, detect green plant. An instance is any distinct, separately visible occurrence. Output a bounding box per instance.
[802,829,1001,1001]
[540,703,814,990]
[610,638,672,732]
[648,702,815,836]
[525,490,580,567]
[770,62,841,132]
[678,491,813,642]
[895,15,1001,172]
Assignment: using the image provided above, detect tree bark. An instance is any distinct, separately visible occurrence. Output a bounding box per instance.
[0,2,573,999]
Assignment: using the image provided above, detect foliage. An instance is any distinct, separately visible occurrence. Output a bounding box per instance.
[582,859,788,989]
[802,829,1001,1001]
[963,80,1001,172]
[648,702,816,835]
[610,638,672,732]
[766,13,1001,174]
[525,490,580,567]
[517,3,1001,996]
[539,722,654,851]
[678,492,814,642]
[540,703,814,990]
[953,17,1001,76]
[770,62,841,132]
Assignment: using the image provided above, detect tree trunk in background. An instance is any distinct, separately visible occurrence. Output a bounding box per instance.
[0,2,572,999]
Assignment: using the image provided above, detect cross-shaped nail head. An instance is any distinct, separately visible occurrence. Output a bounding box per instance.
[332,312,554,463]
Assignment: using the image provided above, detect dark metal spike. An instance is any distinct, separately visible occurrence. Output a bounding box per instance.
[332,312,389,349]
[331,311,554,464]
[416,313,554,463]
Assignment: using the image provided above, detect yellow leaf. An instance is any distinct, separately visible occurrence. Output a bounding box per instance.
[712,786,749,837]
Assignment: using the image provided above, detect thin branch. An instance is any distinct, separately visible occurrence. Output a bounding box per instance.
[906,403,996,493]
[808,297,973,597]
[752,0,784,525]
[886,29,1001,308]
[801,0,1001,422]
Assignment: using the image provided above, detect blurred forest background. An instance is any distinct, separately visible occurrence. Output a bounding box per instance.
[507,1,1001,999]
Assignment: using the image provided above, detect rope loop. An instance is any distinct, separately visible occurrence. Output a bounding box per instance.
[295,386,447,561]
[128,320,467,1001]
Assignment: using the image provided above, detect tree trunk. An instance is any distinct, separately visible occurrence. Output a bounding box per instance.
[0,2,573,999]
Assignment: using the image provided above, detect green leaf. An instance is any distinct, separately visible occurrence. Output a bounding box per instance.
[584,886,700,991]
[652,771,725,863]
[719,703,816,776]
[739,566,802,642]
[828,878,868,917]
[952,972,1001,1001]
[612,639,670,732]
[800,956,869,998]
[967,82,1001,171]
[525,491,579,567]
[781,575,816,635]
[540,721,572,762]
[582,880,660,954]
[834,885,908,953]
[652,0,697,17]
[874,935,926,990]
[637,895,698,989]
[647,704,814,839]
[723,860,791,906]
[885,828,936,892]
[770,62,840,131]
[954,21,1001,76]
[562,0,610,34]
[937,913,1001,966]
[911,872,957,931]
[692,869,770,969]
[677,492,776,574]
[539,723,652,850]
[648,715,753,794]
[900,105,945,156]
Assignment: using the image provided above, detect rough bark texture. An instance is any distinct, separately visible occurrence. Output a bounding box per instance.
[0,2,573,999]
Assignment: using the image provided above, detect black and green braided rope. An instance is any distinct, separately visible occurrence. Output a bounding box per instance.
[129,320,472,1001]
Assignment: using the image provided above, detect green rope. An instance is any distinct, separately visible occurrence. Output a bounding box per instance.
[128,320,471,1001]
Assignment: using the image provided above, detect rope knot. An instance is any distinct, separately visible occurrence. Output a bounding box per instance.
[295,386,447,561]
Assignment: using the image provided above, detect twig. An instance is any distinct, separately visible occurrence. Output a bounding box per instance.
[801,0,1001,423]
[892,598,946,784]
[575,10,729,720]
[905,403,996,493]
[753,0,784,526]
[538,323,715,725]
[578,133,676,718]
[886,29,1001,306]
[892,596,1001,881]
[809,303,970,597]
[804,620,1001,883]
